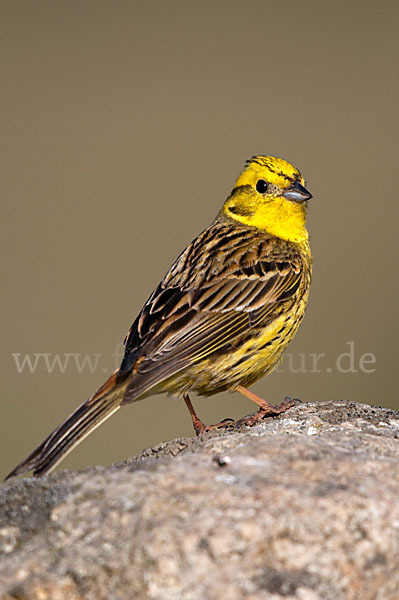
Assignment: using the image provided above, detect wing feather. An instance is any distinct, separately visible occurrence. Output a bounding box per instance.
[120,220,304,399]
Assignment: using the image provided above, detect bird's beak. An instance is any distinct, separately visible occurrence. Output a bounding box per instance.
[283,181,312,203]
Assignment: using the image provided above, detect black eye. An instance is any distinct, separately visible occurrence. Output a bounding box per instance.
[256,179,268,194]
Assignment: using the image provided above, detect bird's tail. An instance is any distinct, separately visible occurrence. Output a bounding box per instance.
[5,371,127,479]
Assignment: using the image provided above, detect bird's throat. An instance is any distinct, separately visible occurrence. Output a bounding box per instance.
[223,197,308,244]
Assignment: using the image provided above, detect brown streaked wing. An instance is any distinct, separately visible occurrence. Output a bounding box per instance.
[120,221,303,397]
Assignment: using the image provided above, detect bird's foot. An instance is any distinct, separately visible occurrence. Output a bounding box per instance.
[205,418,235,432]
[192,417,235,435]
[184,391,299,436]
[237,396,299,426]
[183,394,235,435]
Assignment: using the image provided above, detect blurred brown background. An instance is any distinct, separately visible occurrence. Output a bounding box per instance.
[1,1,398,479]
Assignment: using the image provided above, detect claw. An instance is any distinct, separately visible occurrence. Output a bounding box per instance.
[237,396,297,426]
[205,418,235,432]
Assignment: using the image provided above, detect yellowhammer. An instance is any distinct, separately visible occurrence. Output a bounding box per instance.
[7,156,312,478]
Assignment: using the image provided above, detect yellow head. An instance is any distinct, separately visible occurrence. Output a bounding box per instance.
[221,156,312,243]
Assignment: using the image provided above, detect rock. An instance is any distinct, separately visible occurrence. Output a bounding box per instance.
[0,400,399,600]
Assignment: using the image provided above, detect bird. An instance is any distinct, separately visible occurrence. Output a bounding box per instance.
[6,155,312,479]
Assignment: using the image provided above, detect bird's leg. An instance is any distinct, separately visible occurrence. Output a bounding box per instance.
[236,385,296,426]
[183,394,235,435]
[183,388,295,435]
[183,394,207,435]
